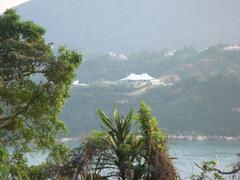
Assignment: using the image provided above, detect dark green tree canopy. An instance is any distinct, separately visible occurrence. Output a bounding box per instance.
[0,9,82,152]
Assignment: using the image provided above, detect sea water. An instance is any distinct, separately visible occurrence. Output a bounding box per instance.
[169,140,240,179]
[27,140,240,179]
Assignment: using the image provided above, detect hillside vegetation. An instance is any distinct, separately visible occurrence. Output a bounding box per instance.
[62,45,240,137]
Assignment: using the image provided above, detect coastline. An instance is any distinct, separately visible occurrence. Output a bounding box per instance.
[59,134,240,143]
[169,134,240,141]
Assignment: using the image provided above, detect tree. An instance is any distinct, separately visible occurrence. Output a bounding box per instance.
[0,9,82,156]
[138,102,177,180]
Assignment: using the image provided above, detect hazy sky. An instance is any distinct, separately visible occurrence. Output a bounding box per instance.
[9,0,240,53]
[0,0,30,14]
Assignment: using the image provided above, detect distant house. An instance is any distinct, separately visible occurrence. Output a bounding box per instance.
[223,45,240,51]
[72,80,88,87]
[119,73,155,87]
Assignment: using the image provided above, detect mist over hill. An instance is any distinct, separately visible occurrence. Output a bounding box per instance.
[17,0,240,53]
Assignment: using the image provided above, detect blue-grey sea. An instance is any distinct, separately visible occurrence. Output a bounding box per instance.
[170,140,240,179]
[27,140,240,179]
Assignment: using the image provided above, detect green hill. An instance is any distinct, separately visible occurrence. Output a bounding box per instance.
[61,45,240,137]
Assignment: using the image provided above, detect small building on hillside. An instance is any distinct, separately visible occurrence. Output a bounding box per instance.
[119,73,155,87]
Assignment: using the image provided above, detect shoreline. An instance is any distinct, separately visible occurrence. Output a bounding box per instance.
[169,134,240,141]
[59,134,240,143]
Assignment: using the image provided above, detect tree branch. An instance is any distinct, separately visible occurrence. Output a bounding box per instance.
[0,81,50,129]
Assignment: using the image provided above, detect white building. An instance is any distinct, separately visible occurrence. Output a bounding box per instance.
[223,45,240,51]
[72,80,88,87]
[119,73,155,87]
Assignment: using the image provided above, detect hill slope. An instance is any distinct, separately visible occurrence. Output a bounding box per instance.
[16,0,240,53]
[61,46,240,137]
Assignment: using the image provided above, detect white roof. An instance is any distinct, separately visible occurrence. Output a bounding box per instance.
[120,73,155,81]
[72,80,88,87]
[164,50,176,57]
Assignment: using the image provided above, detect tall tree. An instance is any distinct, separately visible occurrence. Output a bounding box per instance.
[0,9,82,153]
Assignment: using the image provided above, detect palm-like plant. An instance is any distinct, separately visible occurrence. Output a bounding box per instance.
[97,106,134,180]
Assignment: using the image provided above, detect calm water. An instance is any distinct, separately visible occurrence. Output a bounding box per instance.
[27,140,240,179]
[169,140,240,179]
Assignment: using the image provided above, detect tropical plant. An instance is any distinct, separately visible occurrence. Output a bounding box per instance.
[96,106,135,179]
[62,102,177,179]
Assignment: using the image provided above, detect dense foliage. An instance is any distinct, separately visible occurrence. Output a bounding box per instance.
[0,10,82,178]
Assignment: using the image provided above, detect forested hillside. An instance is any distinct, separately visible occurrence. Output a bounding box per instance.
[62,45,240,137]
